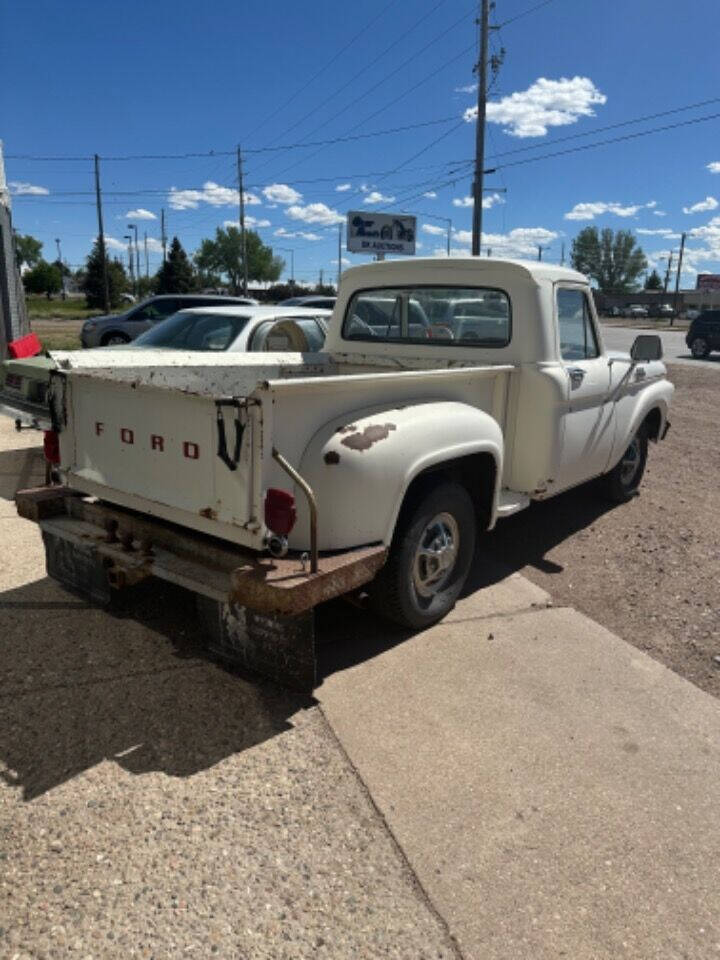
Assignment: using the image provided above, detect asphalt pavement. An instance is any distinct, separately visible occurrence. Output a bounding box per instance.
[601,322,720,370]
[2,413,720,959]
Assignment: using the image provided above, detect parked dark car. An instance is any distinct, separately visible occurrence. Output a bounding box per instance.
[685,310,720,358]
[277,295,337,309]
[80,294,258,347]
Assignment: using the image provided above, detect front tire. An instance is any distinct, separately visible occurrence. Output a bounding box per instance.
[598,425,648,503]
[369,481,476,630]
[101,332,131,346]
[690,337,710,359]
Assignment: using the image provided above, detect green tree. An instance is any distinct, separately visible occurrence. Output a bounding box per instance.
[570,227,648,293]
[22,259,62,298]
[155,237,195,293]
[82,240,129,309]
[14,233,43,270]
[644,268,663,290]
[195,226,283,293]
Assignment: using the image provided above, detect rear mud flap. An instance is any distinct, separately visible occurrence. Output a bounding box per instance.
[42,529,112,606]
[196,597,316,692]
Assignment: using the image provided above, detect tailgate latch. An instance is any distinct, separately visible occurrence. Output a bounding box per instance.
[215,398,248,471]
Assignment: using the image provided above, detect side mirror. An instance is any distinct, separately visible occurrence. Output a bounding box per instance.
[630,334,662,362]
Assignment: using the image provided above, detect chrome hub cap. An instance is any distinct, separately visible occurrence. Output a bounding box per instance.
[412,513,460,598]
[620,437,641,486]
[692,338,707,357]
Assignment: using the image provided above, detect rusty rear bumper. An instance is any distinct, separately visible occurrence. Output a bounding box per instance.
[15,486,387,616]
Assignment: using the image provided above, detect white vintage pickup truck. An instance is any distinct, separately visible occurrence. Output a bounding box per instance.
[17,258,673,688]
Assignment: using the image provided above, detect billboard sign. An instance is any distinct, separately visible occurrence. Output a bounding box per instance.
[696,273,720,291]
[347,211,416,256]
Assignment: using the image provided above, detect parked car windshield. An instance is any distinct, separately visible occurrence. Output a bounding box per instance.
[133,311,251,350]
[343,286,511,346]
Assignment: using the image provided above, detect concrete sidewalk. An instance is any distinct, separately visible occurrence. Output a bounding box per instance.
[319,582,720,959]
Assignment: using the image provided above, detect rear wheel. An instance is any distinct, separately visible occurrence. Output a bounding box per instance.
[369,481,476,630]
[690,337,710,359]
[101,332,131,346]
[598,425,648,503]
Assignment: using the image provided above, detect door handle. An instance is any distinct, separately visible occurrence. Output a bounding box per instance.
[567,367,586,389]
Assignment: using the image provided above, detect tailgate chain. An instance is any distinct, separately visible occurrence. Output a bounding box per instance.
[215,398,252,471]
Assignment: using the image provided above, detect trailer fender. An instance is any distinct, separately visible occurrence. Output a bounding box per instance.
[292,400,503,552]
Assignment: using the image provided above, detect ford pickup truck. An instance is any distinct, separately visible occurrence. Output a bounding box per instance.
[16,258,673,688]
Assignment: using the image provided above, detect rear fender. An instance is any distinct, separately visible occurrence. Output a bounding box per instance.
[293,400,503,552]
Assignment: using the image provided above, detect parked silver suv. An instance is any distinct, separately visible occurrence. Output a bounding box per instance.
[80,294,258,347]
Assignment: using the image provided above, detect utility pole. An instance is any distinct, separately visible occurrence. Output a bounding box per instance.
[144,231,149,277]
[471,0,490,256]
[337,223,342,290]
[237,145,249,296]
[127,222,139,295]
[161,208,167,264]
[55,237,66,299]
[672,232,686,327]
[663,251,674,294]
[560,242,565,266]
[486,248,492,257]
[94,154,110,314]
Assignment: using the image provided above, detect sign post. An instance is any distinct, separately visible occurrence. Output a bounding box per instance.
[347,211,416,258]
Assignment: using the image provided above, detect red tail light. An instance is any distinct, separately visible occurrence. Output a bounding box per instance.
[264,488,296,536]
[43,430,60,465]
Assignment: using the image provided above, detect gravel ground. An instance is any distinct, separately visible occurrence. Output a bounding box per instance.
[481,363,720,698]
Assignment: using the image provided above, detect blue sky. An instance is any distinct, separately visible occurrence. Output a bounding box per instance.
[2,0,719,288]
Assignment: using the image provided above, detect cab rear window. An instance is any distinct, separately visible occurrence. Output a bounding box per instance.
[342,286,511,346]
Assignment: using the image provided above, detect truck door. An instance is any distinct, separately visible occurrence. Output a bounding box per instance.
[555,285,614,489]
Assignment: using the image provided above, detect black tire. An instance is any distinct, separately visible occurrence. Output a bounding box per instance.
[369,481,476,630]
[598,425,648,503]
[690,337,710,359]
[100,331,131,346]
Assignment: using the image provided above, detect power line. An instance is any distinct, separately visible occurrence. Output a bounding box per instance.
[499,0,559,28]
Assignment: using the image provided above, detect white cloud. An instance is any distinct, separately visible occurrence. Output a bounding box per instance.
[104,236,128,252]
[104,235,163,255]
[450,226,559,259]
[9,181,49,196]
[335,183,352,192]
[464,76,606,138]
[706,162,720,174]
[331,257,351,266]
[423,191,437,199]
[145,237,164,253]
[223,217,271,229]
[168,181,260,210]
[422,224,446,236]
[274,226,323,241]
[646,200,657,208]
[362,190,396,205]
[285,202,344,226]
[653,210,667,217]
[262,183,302,205]
[451,192,504,210]
[682,196,718,214]
[123,208,156,220]
[564,200,654,221]
[636,228,679,237]
[455,82,477,94]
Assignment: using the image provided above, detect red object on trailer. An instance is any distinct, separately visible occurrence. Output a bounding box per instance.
[43,431,60,464]
[8,333,43,359]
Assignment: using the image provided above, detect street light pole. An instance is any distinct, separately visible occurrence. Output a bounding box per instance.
[276,246,295,290]
[123,234,135,291]
[127,223,139,295]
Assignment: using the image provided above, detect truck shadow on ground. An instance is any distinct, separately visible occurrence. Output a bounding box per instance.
[0,577,309,801]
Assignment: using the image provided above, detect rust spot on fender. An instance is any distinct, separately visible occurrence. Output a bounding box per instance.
[336,424,358,434]
[340,423,397,452]
[199,506,218,520]
[324,450,341,465]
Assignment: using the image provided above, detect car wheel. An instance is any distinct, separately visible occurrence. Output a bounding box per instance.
[598,425,648,504]
[100,332,131,346]
[690,337,710,359]
[369,481,476,630]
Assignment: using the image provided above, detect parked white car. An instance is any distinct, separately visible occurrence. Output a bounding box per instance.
[20,258,673,688]
[624,304,649,319]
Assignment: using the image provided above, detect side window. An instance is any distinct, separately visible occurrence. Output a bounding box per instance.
[135,299,178,322]
[557,288,598,361]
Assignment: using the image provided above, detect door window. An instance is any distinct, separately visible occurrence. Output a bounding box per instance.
[132,298,179,322]
[557,288,598,360]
